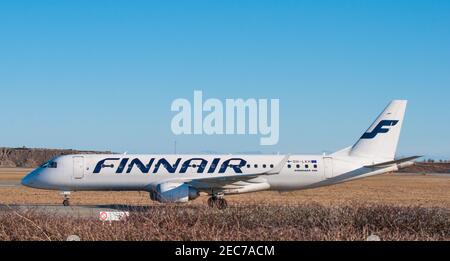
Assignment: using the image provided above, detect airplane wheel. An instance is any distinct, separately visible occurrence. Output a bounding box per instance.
[63,199,70,206]
[207,197,216,208]
[216,198,228,210]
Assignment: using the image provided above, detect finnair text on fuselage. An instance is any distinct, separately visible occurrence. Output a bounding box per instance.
[93,157,248,174]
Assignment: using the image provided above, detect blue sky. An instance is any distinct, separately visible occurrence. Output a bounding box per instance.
[0,1,449,158]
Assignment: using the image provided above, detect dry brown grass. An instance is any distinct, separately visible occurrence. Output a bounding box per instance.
[0,204,448,241]
[0,168,33,181]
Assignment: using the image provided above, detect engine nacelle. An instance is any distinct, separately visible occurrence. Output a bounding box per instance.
[150,182,199,203]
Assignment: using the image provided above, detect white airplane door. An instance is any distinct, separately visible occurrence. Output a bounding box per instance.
[323,157,333,179]
[73,156,85,179]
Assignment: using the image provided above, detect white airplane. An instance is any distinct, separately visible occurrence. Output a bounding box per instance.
[22,100,419,209]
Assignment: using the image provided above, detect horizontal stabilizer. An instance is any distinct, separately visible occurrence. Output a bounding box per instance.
[364,156,422,168]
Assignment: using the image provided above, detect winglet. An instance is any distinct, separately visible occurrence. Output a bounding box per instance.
[267,155,290,174]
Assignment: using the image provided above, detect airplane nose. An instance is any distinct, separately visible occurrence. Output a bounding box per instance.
[21,170,38,187]
[21,174,32,187]
[21,176,27,186]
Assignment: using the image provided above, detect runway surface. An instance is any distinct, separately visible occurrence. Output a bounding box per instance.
[394,172,450,177]
[0,204,156,218]
[0,181,20,187]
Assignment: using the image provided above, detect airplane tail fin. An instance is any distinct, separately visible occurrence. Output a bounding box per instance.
[349,100,407,161]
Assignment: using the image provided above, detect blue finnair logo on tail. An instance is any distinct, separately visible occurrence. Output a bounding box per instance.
[361,120,399,139]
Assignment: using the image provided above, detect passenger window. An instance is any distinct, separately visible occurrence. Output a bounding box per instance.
[287,164,291,168]
[270,164,274,168]
[247,164,251,168]
[254,164,258,168]
[305,164,309,169]
[263,164,267,168]
[296,164,300,168]
[314,164,318,168]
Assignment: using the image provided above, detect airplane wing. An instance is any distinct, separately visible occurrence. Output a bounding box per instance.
[152,155,290,191]
[364,156,422,168]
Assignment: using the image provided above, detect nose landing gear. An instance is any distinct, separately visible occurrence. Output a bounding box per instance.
[61,191,71,206]
[207,193,228,210]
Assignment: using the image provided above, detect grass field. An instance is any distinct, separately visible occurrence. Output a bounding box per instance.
[1,204,449,241]
[0,168,33,181]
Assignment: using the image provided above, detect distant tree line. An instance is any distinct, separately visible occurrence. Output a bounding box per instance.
[422,159,450,163]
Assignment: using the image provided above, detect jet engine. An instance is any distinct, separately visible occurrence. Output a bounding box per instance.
[149,182,199,203]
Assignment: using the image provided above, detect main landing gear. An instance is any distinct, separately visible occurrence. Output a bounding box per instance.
[207,193,228,210]
[61,191,71,206]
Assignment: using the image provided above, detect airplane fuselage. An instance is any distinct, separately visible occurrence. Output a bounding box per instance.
[21,100,417,208]
[21,153,403,194]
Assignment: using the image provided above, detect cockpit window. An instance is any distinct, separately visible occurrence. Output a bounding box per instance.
[49,162,57,168]
[40,162,49,168]
[40,161,58,168]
